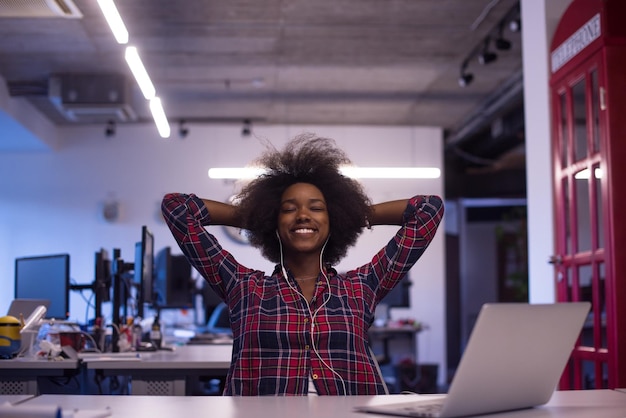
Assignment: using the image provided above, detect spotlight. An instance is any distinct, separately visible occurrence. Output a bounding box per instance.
[477,38,497,65]
[241,119,251,137]
[509,18,521,33]
[458,61,474,87]
[494,23,512,51]
[458,72,474,88]
[178,119,189,138]
[495,37,511,51]
[105,120,116,137]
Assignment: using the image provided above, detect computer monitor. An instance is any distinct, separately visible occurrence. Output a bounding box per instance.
[382,276,412,308]
[94,249,111,302]
[154,246,195,309]
[94,248,111,319]
[134,226,154,317]
[15,254,70,320]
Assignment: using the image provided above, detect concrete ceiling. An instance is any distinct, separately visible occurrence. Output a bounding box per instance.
[0,0,526,197]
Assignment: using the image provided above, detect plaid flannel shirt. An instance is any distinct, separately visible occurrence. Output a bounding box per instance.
[161,193,443,396]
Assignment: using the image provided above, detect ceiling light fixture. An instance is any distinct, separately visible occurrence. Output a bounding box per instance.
[208,166,441,180]
[494,23,512,51]
[124,46,155,100]
[509,18,521,33]
[457,2,520,88]
[458,60,474,87]
[178,119,189,138]
[105,120,116,137]
[97,1,170,139]
[477,38,498,65]
[149,97,170,138]
[241,119,252,137]
[96,0,128,44]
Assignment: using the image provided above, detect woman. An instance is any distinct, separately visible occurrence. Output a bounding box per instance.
[161,134,444,396]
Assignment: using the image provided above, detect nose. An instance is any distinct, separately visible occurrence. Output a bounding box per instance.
[295,208,311,222]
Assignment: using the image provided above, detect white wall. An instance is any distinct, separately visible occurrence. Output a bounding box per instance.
[521,0,572,303]
[0,122,446,380]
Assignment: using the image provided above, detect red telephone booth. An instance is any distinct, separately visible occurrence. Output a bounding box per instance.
[550,0,626,389]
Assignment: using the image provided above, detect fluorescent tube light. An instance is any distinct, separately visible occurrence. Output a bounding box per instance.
[208,167,267,179]
[149,97,170,138]
[208,166,441,180]
[340,167,440,179]
[96,0,129,44]
[125,46,156,100]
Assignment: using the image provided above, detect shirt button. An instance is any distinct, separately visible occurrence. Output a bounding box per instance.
[304,318,309,323]
[304,345,310,350]
[312,374,319,380]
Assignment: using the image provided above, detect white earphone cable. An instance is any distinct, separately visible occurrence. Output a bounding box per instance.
[277,232,347,395]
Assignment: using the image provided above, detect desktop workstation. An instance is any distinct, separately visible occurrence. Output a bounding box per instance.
[1,225,233,396]
[4,302,625,417]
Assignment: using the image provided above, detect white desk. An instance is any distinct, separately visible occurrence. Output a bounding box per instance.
[81,344,232,395]
[0,358,80,395]
[0,394,34,404]
[15,390,626,417]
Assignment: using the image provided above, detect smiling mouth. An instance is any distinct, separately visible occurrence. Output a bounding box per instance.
[293,228,316,234]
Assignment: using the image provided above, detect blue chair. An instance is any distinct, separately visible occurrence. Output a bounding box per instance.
[206,302,231,335]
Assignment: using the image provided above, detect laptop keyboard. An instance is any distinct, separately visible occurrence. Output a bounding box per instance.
[387,400,444,417]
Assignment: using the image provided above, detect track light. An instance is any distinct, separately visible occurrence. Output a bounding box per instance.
[495,37,511,51]
[458,73,474,88]
[494,23,512,51]
[457,2,519,88]
[458,61,474,87]
[478,38,497,65]
[105,120,116,137]
[178,119,189,138]
[241,119,252,137]
[509,18,521,33]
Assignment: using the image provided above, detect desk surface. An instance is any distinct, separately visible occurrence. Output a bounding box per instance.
[0,394,33,404]
[81,344,232,370]
[17,390,626,418]
[0,357,79,370]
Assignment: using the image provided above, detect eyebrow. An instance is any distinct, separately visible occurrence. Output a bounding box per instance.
[281,198,326,205]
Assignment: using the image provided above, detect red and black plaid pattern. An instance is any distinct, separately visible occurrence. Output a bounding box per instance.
[162,193,443,396]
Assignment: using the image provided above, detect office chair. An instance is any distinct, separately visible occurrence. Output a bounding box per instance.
[206,302,232,335]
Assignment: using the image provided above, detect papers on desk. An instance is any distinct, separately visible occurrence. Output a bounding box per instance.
[0,402,111,418]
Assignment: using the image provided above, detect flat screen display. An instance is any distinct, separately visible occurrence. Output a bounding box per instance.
[15,254,70,319]
[134,226,154,316]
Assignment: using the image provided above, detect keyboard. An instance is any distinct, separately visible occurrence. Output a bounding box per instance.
[187,332,233,345]
[356,399,445,418]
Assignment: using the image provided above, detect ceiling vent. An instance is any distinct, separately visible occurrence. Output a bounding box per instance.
[48,74,138,123]
[0,0,82,18]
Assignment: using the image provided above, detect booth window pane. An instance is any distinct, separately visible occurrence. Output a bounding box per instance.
[563,177,571,254]
[594,163,603,249]
[591,70,601,153]
[575,169,591,252]
[572,79,588,162]
[560,93,568,167]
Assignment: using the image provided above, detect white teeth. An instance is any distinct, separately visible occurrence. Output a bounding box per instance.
[294,228,314,233]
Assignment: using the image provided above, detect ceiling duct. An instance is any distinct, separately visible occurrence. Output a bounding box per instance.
[48,74,138,123]
[0,0,82,18]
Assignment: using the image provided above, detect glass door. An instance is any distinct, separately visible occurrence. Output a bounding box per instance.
[551,53,608,390]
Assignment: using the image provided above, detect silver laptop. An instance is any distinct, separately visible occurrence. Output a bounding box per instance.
[7,298,50,319]
[356,302,591,418]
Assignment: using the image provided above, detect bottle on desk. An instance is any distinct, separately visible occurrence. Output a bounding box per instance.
[150,315,162,349]
[132,318,143,350]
